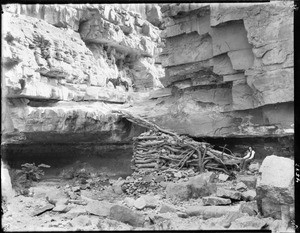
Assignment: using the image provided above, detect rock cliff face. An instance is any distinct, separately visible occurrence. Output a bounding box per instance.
[126,2,294,138]
[2,4,163,144]
[1,2,294,147]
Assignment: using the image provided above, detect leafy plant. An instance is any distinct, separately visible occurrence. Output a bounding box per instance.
[21,163,50,182]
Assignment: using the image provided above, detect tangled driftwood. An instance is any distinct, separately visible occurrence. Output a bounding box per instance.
[113,110,243,175]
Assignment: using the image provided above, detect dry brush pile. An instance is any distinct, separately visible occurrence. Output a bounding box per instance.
[114,110,243,175]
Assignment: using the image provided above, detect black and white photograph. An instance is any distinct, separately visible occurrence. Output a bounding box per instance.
[1,1,296,232]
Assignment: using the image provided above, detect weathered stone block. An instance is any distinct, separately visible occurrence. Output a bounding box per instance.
[216,188,242,200]
[223,73,246,82]
[237,175,257,189]
[213,54,237,76]
[84,86,128,103]
[229,216,268,230]
[247,68,294,107]
[188,175,216,198]
[186,204,241,219]
[235,182,247,192]
[109,205,145,227]
[228,49,254,70]
[134,195,158,210]
[166,182,192,201]
[161,60,213,87]
[86,200,113,217]
[202,196,231,206]
[232,82,255,110]
[146,5,162,27]
[256,155,294,202]
[159,203,177,213]
[241,190,256,201]
[210,20,252,56]
[70,215,92,228]
[256,155,294,219]
[162,32,213,67]
[239,201,258,216]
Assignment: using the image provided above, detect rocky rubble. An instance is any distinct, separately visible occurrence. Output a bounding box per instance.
[2,153,296,232]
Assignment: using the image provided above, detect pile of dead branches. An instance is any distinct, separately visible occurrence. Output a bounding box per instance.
[113,110,243,175]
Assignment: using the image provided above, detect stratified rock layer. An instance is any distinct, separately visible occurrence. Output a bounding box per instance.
[125,2,294,138]
[2,4,163,144]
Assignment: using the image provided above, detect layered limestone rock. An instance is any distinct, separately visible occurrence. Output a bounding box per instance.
[125,2,294,137]
[2,4,163,144]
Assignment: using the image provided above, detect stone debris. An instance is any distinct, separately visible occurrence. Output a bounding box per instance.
[97,218,133,231]
[248,163,260,172]
[31,204,55,216]
[85,200,113,217]
[70,215,92,229]
[241,190,256,201]
[202,196,231,206]
[218,174,229,181]
[239,201,258,216]
[176,212,188,218]
[124,197,135,208]
[159,203,177,213]
[188,174,217,198]
[166,181,192,201]
[52,204,71,213]
[216,187,242,201]
[112,178,126,195]
[236,175,257,189]
[185,204,241,219]
[235,182,247,191]
[109,205,145,227]
[134,195,158,210]
[221,212,248,228]
[229,216,268,230]
[46,190,69,206]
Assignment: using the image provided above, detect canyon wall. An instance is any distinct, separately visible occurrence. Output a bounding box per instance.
[125,2,294,138]
[2,4,163,144]
[1,2,294,148]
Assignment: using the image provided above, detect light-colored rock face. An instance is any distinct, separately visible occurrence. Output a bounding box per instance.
[257,155,294,189]
[256,155,294,220]
[2,4,163,143]
[124,2,293,138]
[1,3,294,142]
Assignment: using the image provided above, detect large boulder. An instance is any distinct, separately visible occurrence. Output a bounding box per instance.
[256,155,294,220]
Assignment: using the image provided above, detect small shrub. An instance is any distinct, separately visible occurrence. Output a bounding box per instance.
[21,163,51,182]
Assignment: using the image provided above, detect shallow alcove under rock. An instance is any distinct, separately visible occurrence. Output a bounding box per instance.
[191,135,294,161]
[2,143,134,180]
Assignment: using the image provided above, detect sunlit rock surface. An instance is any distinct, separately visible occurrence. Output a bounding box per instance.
[2,4,163,144]
[125,2,294,137]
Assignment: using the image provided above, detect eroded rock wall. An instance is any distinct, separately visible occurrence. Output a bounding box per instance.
[2,4,163,144]
[132,2,294,138]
